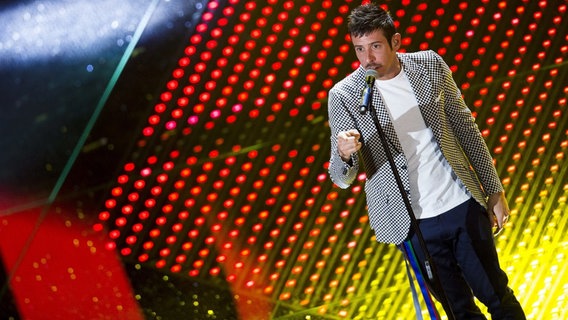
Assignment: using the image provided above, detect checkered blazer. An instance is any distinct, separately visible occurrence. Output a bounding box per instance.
[327,50,503,245]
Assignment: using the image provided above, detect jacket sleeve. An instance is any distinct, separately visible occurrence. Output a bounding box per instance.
[327,85,360,189]
[436,53,504,196]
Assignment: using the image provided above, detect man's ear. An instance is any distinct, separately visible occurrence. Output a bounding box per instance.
[392,33,402,49]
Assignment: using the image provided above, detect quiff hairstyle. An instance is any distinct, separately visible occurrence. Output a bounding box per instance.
[347,2,397,48]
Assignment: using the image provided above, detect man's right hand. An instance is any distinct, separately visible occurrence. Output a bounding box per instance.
[337,129,362,162]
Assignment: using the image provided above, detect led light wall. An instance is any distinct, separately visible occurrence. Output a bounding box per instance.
[96,0,568,318]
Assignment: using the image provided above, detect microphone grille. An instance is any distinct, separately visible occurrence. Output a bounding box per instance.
[364,69,379,84]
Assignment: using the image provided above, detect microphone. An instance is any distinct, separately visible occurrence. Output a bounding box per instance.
[359,69,379,114]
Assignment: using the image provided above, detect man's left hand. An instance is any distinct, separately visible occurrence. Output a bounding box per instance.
[487,192,510,232]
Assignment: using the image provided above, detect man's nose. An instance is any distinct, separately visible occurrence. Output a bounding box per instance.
[365,51,375,65]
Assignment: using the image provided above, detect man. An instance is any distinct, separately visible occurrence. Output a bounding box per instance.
[327,2,526,319]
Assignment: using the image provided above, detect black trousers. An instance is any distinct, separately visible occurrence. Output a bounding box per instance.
[408,198,526,319]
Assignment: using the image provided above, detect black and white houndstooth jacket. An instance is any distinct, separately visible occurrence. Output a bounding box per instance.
[327,50,503,245]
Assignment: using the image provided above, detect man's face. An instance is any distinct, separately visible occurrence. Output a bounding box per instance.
[351,29,401,80]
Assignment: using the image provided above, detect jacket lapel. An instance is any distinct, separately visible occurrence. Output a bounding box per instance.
[399,54,443,143]
[351,66,403,153]
[371,88,404,153]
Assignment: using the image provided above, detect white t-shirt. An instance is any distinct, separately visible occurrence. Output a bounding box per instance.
[375,69,470,219]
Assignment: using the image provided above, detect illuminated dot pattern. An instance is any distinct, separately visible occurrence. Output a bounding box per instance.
[95,0,568,318]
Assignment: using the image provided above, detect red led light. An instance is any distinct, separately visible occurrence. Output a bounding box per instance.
[166,80,178,90]
[283,1,294,10]
[142,241,154,251]
[132,223,143,233]
[98,211,110,221]
[211,28,223,38]
[190,35,202,45]
[126,236,137,245]
[147,156,158,165]
[202,12,214,22]
[109,230,120,239]
[184,46,196,56]
[159,248,170,257]
[121,205,133,215]
[105,199,117,209]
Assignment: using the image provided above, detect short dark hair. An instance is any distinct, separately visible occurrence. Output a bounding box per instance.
[348,3,397,46]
